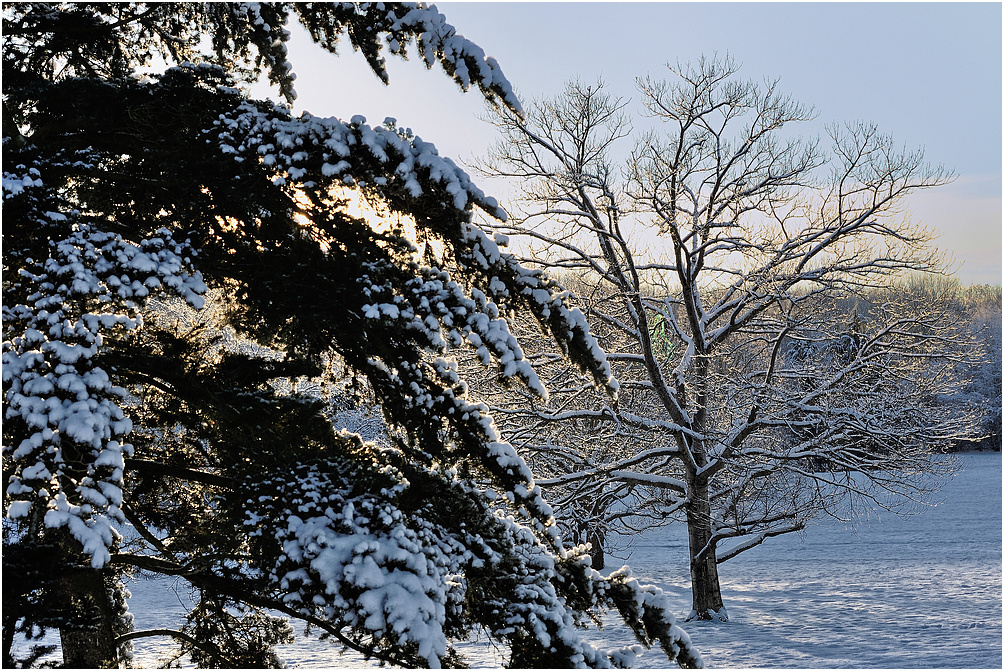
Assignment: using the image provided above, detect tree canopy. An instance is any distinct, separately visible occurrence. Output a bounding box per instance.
[2,3,700,668]
[480,63,983,621]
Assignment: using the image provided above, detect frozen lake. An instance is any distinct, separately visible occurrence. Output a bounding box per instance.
[12,453,1001,668]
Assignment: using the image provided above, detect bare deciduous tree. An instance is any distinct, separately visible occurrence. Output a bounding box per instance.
[479,56,983,621]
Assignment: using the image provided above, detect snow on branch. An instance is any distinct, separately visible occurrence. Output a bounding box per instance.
[213,99,506,218]
[558,560,703,668]
[3,175,206,566]
[244,448,701,668]
[458,223,619,395]
[357,264,548,398]
[252,459,461,666]
[294,2,523,116]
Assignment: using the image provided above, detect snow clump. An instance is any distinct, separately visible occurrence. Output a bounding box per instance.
[3,174,206,567]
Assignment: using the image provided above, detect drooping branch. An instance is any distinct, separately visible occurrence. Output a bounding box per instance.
[114,629,233,667]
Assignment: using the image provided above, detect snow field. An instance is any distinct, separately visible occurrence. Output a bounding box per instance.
[12,453,1000,668]
[585,452,1002,668]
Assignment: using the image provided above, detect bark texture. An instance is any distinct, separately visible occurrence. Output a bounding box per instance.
[57,568,120,667]
[685,477,727,621]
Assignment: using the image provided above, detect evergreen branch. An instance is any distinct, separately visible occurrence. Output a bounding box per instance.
[126,459,235,489]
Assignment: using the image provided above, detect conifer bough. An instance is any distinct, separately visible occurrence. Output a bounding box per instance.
[2,3,700,668]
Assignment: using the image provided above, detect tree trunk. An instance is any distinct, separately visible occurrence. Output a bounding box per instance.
[682,360,728,621]
[2,624,15,669]
[52,531,128,668]
[588,528,605,570]
[57,567,122,668]
[685,475,728,622]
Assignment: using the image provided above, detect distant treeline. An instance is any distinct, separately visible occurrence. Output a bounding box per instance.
[902,278,1001,452]
[779,276,1000,452]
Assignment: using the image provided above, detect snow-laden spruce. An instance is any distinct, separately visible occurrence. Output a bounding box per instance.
[3,164,206,567]
[4,4,696,668]
[203,88,687,666]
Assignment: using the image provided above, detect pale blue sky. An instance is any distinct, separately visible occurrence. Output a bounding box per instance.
[266,2,1002,284]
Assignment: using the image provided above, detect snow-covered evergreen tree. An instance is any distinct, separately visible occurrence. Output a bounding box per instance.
[2,3,700,668]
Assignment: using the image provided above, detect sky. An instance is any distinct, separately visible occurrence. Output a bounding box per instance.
[259,1,1002,285]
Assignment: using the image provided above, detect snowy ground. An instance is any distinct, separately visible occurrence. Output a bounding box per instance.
[11,453,1001,668]
[584,451,1002,669]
